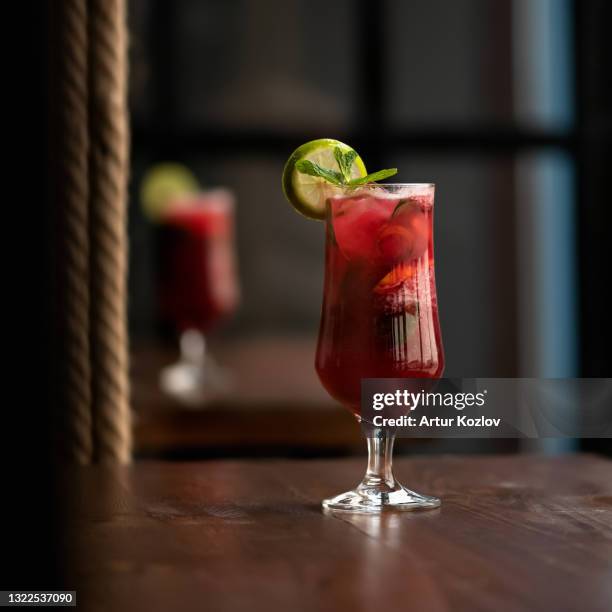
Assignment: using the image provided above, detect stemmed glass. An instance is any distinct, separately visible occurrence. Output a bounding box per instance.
[315,184,444,511]
[157,190,240,404]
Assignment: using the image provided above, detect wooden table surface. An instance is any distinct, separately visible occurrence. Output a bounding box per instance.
[131,337,364,456]
[63,454,612,612]
[131,339,516,457]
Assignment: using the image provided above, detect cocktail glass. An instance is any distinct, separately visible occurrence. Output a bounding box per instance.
[157,190,240,404]
[316,183,444,511]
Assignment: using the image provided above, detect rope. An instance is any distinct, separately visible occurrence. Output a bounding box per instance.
[54,0,94,464]
[88,0,131,462]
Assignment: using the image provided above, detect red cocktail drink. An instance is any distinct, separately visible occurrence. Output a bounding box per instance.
[281,138,443,510]
[158,191,239,334]
[316,184,444,413]
[157,190,239,403]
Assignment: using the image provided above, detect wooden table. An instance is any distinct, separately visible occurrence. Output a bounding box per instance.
[131,337,364,456]
[63,454,612,612]
[131,339,516,457]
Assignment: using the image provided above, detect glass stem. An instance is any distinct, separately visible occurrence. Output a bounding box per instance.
[363,428,396,488]
[180,329,206,368]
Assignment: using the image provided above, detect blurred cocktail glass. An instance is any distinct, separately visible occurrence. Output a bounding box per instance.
[157,189,240,404]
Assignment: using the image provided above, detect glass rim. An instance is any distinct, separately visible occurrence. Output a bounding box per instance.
[352,183,435,187]
[326,183,436,197]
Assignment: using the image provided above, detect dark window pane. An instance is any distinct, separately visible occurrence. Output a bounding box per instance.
[174,0,356,131]
[385,0,514,126]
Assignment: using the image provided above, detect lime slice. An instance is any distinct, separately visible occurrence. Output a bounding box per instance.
[282,139,367,220]
[140,163,199,221]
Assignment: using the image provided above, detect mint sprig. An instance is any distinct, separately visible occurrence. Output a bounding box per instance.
[297,147,398,186]
[295,159,343,186]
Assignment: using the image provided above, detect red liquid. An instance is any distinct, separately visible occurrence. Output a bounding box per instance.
[157,194,239,333]
[315,189,444,415]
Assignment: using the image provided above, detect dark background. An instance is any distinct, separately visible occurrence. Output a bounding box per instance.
[125,0,610,457]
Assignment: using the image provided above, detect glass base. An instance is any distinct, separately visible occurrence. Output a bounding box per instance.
[159,330,233,407]
[323,481,440,513]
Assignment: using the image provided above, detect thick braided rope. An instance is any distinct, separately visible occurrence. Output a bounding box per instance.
[55,0,94,464]
[88,0,131,462]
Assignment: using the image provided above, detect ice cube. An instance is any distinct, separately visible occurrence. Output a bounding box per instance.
[330,196,396,261]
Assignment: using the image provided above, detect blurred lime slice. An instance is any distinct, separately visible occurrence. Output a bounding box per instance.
[140,163,199,221]
[282,139,367,220]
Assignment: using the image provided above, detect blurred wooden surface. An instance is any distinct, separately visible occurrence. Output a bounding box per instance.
[64,454,612,612]
[132,337,363,456]
[131,338,517,457]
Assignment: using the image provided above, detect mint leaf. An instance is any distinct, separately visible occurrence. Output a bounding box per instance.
[342,150,357,179]
[296,159,344,186]
[342,149,358,181]
[334,148,348,181]
[348,168,398,185]
[344,150,357,163]
[334,147,358,183]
